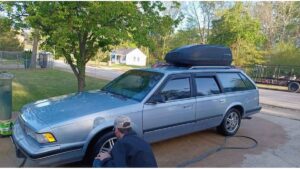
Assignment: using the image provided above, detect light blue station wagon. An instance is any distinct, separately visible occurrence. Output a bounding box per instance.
[12,65,261,166]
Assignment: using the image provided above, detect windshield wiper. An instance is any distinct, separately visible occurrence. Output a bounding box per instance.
[103,90,127,101]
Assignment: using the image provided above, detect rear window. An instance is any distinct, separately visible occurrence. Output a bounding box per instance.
[217,73,247,92]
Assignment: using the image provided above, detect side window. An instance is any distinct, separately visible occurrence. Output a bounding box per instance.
[217,73,247,92]
[160,78,191,101]
[239,73,256,90]
[195,77,220,96]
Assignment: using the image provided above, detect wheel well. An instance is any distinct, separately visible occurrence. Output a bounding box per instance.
[231,105,244,117]
[84,126,114,159]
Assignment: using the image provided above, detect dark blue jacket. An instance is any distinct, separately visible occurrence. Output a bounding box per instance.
[99,131,157,167]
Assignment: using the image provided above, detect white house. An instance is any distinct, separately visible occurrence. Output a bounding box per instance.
[110,48,147,66]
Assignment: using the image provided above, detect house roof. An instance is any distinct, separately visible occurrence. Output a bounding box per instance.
[112,48,136,55]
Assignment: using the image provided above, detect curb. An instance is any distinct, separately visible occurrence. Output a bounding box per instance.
[258,87,289,93]
[261,103,300,112]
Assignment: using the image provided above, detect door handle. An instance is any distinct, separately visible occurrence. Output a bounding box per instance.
[219,99,226,103]
[183,105,192,109]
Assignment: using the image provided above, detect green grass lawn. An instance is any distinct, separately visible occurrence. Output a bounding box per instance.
[7,69,108,112]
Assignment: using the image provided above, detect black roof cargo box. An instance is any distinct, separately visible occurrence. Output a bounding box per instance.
[165,45,232,66]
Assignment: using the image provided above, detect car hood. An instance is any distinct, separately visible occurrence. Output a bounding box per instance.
[21,90,138,131]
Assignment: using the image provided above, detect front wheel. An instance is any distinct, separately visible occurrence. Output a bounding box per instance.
[85,131,117,166]
[217,108,241,136]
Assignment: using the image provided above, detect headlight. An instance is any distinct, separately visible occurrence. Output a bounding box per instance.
[36,133,56,143]
[25,128,56,143]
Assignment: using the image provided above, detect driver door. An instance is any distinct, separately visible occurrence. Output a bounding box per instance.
[142,73,196,143]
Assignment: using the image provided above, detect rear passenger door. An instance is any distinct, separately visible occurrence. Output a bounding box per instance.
[143,74,196,143]
[217,72,259,116]
[193,73,226,130]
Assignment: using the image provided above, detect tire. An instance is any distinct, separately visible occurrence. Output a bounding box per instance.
[288,82,300,93]
[84,131,117,166]
[217,108,241,136]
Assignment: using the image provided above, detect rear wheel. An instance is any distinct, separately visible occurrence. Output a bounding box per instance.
[217,108,241,136]
[288,82,300,93]
[84,131,117,166]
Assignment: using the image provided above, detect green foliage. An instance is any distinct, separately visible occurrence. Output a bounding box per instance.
[20,2,177,91]
[0,28,23,51]
[138,2,182,60]
[209,2,265,66]
[1,2,29,30]
[0,16,11,34]
[231,39,266,66]
[269,42,300,66]
[168,28,200,50]
[1,16,20,51]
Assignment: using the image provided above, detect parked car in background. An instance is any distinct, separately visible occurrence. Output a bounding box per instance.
[12,65,261,166]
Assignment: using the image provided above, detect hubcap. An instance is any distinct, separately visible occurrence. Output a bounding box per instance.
[100,137,117,153]
[225,111,239,133]
[290,83,299,92]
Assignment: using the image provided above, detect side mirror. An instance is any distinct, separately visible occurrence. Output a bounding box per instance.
[148,94,165,104]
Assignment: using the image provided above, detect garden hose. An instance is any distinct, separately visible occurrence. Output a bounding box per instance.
[19,157,27,168]
[176,135,258,167]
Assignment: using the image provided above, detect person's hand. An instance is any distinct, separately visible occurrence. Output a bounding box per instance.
[95,152,111,161]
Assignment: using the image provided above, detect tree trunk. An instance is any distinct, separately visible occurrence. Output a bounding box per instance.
[77,66,86,92]
[30,29,39,69]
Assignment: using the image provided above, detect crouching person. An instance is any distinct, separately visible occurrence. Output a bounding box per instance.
[93,115,158,167]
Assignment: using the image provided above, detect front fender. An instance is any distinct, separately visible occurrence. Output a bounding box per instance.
[82,119,114,153]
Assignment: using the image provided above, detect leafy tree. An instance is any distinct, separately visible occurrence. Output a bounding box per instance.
[0,16,11,35]
[167,28,200,49]
[269,42,300,66]
[142,2,182,60]
[0,16,23,51]
[209,2,265,66]
[25,2,176,91]
[0,30,24,51]
[183,1,226,44]
[251,1,300,48]
[2,2,40,68]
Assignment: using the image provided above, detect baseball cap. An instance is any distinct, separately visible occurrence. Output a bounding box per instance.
[114,115,132,129]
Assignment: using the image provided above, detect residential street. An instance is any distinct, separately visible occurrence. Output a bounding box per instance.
[53,60,122,81]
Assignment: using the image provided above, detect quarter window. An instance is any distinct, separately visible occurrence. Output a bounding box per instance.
[160,78,191,101]
[217,73,247,92]
[195,77,220,96]
[239,73,256,90]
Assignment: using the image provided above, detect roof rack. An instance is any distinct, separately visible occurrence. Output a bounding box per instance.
[189,66,235,69]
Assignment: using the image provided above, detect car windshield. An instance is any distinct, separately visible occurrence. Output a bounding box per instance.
[102,70,164,101]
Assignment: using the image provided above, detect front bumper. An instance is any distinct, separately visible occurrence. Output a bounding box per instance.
[12,118,84,166]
